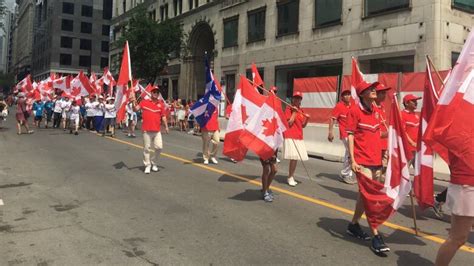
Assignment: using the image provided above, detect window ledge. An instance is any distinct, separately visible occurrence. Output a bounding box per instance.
[276,31,299,39]
[452,5,474,14]
[247,38,265,45]
[223,44,238,49]
[313,21,342,31]
[362,7,412,20]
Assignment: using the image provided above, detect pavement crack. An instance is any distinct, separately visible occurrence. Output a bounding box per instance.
[0,182,32,189]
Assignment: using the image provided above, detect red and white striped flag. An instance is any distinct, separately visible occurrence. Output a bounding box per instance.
[115,41,132,122]
[293,76,337,123]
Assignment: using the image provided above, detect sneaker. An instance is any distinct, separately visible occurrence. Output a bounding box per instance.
[210,157,218,164]
[287,177,297,187]
[69,129,73,134]
[432,200,444,219]
[203,159,209,165]
[340,174,357,184]
[371,235,390,253]
[131,134,136,138]
[144,166,151,174]
[276,158,281,163]
[74,131,78,135]
[346,223,371,241]
[151,165,159,172]
[230,158,237,163]
[127,133,131,137]
[263,191,273,202]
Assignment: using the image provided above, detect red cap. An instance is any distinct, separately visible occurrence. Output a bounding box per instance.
[403,94,422,103]
[355,81,379,96]
[340,88,351,95]
[375,83,391,91]
[293,91,303,98]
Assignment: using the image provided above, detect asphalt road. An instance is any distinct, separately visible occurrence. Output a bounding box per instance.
[0,113,473,265]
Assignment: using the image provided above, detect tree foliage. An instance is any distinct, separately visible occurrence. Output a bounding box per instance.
[118,6,183,83]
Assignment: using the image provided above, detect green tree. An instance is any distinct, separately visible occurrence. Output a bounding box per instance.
[119,6,183,83]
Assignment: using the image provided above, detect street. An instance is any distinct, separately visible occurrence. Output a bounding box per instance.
[0,116,473,265]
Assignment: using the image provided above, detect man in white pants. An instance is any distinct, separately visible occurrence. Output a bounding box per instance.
[132,87,169,174]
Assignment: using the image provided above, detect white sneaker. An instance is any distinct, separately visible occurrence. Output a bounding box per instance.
[287,177,297,187]
[144,166,151,174]
[203,159,209,165]
[151,165,159,172]
[210,157,218,164]
[276,158,281,163]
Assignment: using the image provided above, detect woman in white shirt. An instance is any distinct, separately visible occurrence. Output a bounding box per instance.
[84,95,96,130]
[60,96,72,131]
[94,95,105,133]
[126,101,137,138]
[69,100,81,135]
[103,97,117,137]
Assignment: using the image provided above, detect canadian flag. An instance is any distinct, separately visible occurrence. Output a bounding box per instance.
[358,95,414,229]
[251,62,264,89]
[239,91,288,160]
[139,83,154,100]
[115,41,132,122]
[425,28,474,181]
[16,75,33,93]
[53,75,72,93]
[350,57,380,104]
[413,58,449,209]
[71,71,95,97]
[223,76,267,161]
[101,67,116,86]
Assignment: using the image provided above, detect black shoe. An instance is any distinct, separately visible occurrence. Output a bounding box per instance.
[347,223,371,241]
[74,131,78,135]
[69,129,73,134]
[371,235,390,253]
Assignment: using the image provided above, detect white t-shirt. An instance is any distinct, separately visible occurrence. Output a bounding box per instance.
[53,99,63,113]
[61,100,71,116]
[69,106,80,120]
[85,101,95,117]
[94,102,105,116]
[104,103,116,118]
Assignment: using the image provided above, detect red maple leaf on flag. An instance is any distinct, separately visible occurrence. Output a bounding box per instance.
[241,104,249,123]
[262,117,278,137]
[71,86,81,96]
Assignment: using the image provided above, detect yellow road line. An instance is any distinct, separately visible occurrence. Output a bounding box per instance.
[106,136,474,254]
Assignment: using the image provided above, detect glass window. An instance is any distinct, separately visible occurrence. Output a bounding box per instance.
[315,0,342,26]
[60,36,73,48]
[102,41,109,52]
[248,8,266,43]
[62,2,74,15]
[225,74,236,101]
[365,55,414,73]
[277,0,299,36]
[452,52,460,67]
[79,55,91,67]
[60,54,72,66]
[61,19,74,31]
[188,0,193,10]
[81,5,93,17]
[80,39,92,50]
[103,0,113,19]
[102,25,110,36]
[81,22,93,34]
[453,0,474,13]
[365,0,410,17]
[223,16,238,48]
[101,57,109,69]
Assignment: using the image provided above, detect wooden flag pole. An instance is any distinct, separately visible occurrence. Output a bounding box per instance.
[427,55,446,87]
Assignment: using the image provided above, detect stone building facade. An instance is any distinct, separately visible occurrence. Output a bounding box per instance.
[13,0,35,80]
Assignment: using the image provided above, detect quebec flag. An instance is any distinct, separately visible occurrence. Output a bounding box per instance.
[190,58,222,128]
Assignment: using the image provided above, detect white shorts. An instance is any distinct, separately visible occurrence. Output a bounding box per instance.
[446,184,474,217]
[282,138,309,161]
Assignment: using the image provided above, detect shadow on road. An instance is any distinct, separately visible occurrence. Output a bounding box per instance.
[217,174,259,183]
[228,189,262,202]
[316,217,371,249]
[318,184,358,201]
[113,161,164,172]
[315,172,340,181]
[394,250,432,266]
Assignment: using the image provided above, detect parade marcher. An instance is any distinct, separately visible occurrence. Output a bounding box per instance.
[345,80,390,254]
[283,91,310,187]
[260,150,278,202]
[201,108,220,165]
[176,99,186,131]
[93,95,105,134]
[103,97,116,137]
[328,88,354,184]
[126,101,137,138]
[44,99,54,128]
[132,87,169,174]
[33,100,45,128]
[15,93,33,135]
[401,94,421,165]
[374,83,391,176]
[0,96,8,128]
[84,95,96,130]
[60,95,72,131]
[52,95,63,128]
[69,100,80,135]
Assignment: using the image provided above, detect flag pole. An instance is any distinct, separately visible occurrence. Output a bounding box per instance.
[426,55,446,87]
[409,189,419,236]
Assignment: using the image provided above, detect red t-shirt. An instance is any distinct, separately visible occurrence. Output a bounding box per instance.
[139,99,166,132]
[401,109,420,153]
[331,101,351,139]
[374,103,388,151]
[283,106,305,140]
[202,109,219,131]
[346,103,382,166]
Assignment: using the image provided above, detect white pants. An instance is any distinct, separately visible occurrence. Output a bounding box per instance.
[143,131,163,167]
[202,130,219,160]
[341,138,353,178]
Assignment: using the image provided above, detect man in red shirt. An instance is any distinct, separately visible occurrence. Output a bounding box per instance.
[283,91,310,187]
[328,88,354,184]
[132,87,169,174]
[346,80,390,254]
[201,109,220,165]
[374,83,391,176]
[401,94,421,165]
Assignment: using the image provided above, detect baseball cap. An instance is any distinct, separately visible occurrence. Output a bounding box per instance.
[356,81,379,96]
[340,88,351,95]
[403,94,422,103]
[293,91,303,98]
[375,83,391,91]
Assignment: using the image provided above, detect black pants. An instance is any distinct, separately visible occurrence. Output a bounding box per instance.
[86,116,94,130]
[53,112,61,128]
[435,188,448,203]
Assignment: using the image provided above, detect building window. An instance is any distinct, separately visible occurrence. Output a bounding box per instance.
[62,2,74,15]
[174,0,178,16]
[174,0,183,16]
[79,55,91,67]
[80,39,92,50]
[452,0,474,13]
[188,0,193,10]
[364,55,414,73]
[160,4,169,21]
[364,0,410,17]
[195,0,199,8]
[225,73,236,101]
[248,8,266,43]
[315,0,342,27]
[61,19,74,31]
[277,0,299,36]
[452,52,460,67]
[102,41,109,52]
[60,36,73,48]
[102,25,110,36]
[81,5,93,17]
[81,22,93,34]
[60,54,72,66]
[223,16,238,48]
[101,57,109,69]
[103,0,113,19]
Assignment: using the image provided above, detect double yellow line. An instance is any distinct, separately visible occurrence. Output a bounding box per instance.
[106,136,474,254]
